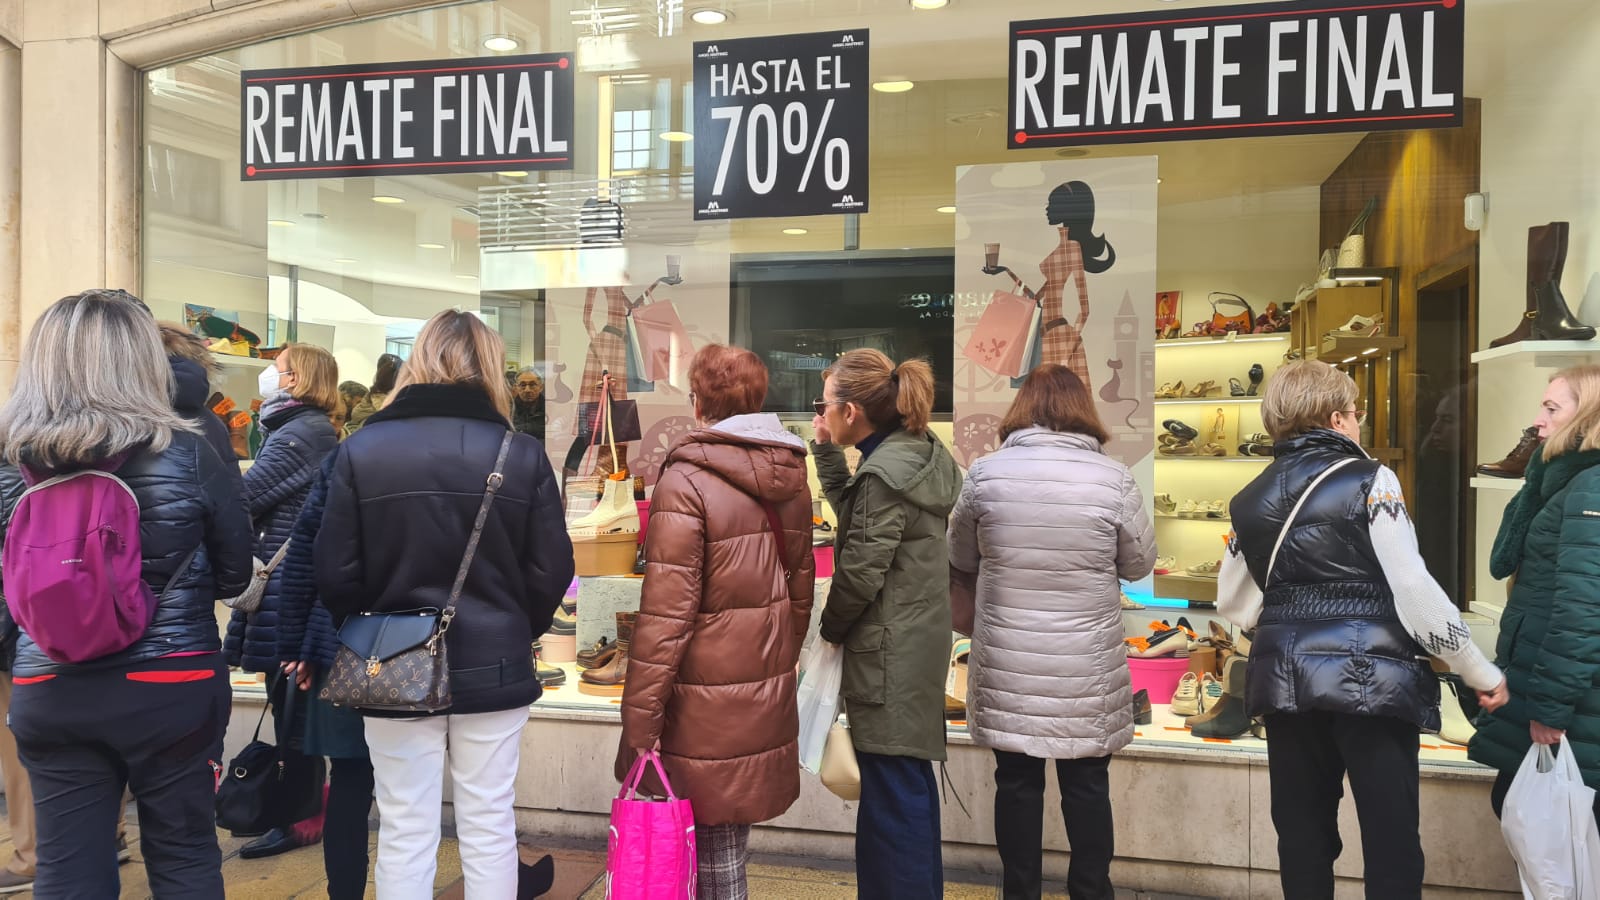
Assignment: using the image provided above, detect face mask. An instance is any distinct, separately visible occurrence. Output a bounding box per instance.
[258,366,284,397]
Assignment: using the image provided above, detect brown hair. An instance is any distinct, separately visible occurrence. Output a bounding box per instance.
[157,322,221,376]
[1260,360,1358,442]
[390,310,513,420]
[1000,364,1109,444]
[825,348,934,435]
[278,344,340,412]
[1542,364,1600,461]
[689,344,768,422]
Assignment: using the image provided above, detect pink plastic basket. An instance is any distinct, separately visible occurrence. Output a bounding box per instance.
[1127,657,1191,704]
[813,545,834,578]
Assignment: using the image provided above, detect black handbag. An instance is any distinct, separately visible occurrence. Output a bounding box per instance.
[215,678,325,836]
[319,431,513,713]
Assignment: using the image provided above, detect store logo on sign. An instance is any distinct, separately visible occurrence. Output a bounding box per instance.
[699,44,728,59]
[832,193,865,210]
[833,34,863,49]
[699,200,729,216]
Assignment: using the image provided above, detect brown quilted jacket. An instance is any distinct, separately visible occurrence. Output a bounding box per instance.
[616,415,816,825]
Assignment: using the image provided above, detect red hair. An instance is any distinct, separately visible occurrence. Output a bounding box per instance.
[690,344,768,421]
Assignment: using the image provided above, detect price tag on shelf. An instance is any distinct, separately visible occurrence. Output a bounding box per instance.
[692,30,869,221]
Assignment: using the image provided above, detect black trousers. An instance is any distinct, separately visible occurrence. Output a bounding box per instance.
[992,750,1114,900]
[1264,712,1423,900]
[9,654,230,899]
[854,750,942,899]
[325,755,375,900]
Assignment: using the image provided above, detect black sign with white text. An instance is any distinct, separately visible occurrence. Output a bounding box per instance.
[693,31,869,220]
[1008,0,1464,148]
[240,53,575,180]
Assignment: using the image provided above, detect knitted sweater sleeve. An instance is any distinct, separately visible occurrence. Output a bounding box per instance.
[1367,466,1503,691]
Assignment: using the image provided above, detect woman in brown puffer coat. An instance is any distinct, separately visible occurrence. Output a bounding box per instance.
[616,344,816,899]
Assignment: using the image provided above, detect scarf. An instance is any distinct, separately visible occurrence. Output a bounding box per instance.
[258,389,304,428]
[1490,444,1600,578]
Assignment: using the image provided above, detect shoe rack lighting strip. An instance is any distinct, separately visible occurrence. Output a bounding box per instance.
[1155,333,1291,350]
[1154,397,1264,405]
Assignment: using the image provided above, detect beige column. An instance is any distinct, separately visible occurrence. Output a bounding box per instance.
[0,35,19,392]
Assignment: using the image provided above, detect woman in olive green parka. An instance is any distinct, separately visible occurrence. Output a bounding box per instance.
[1471,364,1600,822]
[812,349,962,899]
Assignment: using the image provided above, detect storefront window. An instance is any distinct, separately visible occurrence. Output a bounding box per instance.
[145,0,1597,752]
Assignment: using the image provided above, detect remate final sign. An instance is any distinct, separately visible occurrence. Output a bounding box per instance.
[1008,0,1464,148]
[240,53,575,180]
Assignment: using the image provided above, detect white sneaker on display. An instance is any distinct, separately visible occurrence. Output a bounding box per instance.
[1171,672,1203,717]
[567,475,639,537]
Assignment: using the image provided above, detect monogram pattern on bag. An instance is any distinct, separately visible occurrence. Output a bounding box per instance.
[319,644,450,712]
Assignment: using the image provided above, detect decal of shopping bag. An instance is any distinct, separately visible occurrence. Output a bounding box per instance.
[964,291,1039,377]
[623,314,654,393]
[628,301,690,383]
[605,750,696,899]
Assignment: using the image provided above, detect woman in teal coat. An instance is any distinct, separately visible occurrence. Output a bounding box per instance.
[1470,364,1600,821]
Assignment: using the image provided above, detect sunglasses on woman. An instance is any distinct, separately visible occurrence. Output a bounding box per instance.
[813,398,845,416]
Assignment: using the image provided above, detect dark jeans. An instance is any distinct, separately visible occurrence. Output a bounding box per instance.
[855,750,942,899]
[325,755,375,900]
[992,751,1114,900]
[9,654,229,899]
[1264,712,1423,900]
[1490,761,1600,823]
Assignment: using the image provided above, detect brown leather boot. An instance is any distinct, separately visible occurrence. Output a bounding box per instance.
[1478,426,1541,478]
[1489,225,1545,348]
[580,612,636,686]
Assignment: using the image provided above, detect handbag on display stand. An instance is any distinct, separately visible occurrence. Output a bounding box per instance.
[1208,292,1255,335]
[569,375,643,575]
[1336,197,1377,269]
[320,432,513,713]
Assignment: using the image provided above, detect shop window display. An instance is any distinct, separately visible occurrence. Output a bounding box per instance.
[140,0,1600,779]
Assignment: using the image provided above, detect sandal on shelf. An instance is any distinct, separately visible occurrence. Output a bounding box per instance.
[1186,379,1219,398]
[1156,382,1179,399]
[1229,377,1246,396]
[1247,363,1265,395]
[1162,420,1199,441]
[1197,442,1227,457]
[1159,441,1196,457]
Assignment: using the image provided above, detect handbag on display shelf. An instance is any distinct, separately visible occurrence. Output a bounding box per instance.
[1336,196,1377,269]
[320,431,513,713]
[578,395,642,445]
[628,300,690,383]
[964,291,1038,377]
[1209,292,1255,335]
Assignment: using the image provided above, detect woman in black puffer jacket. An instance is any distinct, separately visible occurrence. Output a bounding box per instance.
[0,290,253,897]
[223,342,341,860]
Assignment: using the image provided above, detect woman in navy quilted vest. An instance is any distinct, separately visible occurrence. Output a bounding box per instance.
[1219,360,1507,899]
[0,289,253,897]
[223,342,342,860]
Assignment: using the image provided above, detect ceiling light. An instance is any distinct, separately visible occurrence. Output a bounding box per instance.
[872,80,914,93]
[418,242,446,250]
[497,171,528,178]
[372,195,405,204]
[483,35,519,52]
[910,0,950,8]
[659,131,693,142]
[936,205,956,214]
[333,257,357,264]
[782,228,808,235]
[690,8,730,24]
[267,219,294,227]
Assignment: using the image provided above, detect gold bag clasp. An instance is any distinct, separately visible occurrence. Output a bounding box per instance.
[366,657,381,677]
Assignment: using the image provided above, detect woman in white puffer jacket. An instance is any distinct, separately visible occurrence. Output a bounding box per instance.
[948,363,1156,900]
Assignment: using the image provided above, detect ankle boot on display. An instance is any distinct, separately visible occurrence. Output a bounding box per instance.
[1477,426,1541,479]
[580,612,635,687]
[568,474,641,537]
[1131,689,1153,726]
[577,636,617,669]
[1189,656,1252,738]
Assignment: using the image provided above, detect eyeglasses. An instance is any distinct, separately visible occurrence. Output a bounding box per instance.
[812,397,844,416]
[1341,408,1368,425]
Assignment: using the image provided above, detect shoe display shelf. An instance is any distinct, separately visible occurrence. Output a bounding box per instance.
[1471,339,1600,367]
[1469,476,1524,492]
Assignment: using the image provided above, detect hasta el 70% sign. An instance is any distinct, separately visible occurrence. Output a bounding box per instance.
[693,31,870,220]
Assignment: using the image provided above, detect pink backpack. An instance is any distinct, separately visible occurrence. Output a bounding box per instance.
[3,468,181,663]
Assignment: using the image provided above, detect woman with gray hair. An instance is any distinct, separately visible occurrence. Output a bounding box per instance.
[0,290,253,897]
[1219,359,1506,899]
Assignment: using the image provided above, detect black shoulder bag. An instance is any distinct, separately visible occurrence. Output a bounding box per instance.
[319,431,514,713]
[215,677,326,835]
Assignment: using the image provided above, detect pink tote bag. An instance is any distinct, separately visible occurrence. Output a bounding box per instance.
[606,750,697,899]
[963,290,1039,377]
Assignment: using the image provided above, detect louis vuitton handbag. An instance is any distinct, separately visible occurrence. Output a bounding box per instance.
[320,431,513,713]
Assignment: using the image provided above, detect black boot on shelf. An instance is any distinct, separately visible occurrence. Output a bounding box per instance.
[1189,657,1252,738]
[1529,222,1596,341]
[1490,225,1546,348]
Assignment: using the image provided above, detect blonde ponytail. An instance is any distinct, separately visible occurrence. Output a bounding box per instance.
[894,359,934,435]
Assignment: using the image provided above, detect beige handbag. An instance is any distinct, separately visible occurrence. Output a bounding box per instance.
[819,721,860,801]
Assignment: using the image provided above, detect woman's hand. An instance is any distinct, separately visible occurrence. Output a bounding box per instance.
[282,660,314,692]
[1476,678,1509,713]
[1530,720,1565,745]
[812,416,833,445]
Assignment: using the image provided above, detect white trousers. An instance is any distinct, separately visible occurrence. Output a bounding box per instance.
[364,707,527,900]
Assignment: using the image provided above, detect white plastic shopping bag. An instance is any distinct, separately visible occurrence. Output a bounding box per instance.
[795,640,843,774]
[1501,736,1600,900]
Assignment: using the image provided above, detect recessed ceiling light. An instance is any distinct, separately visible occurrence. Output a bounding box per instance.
[936,205,957,214]
[267,219,294,227]
[483,35,519,52]
[333,257,357,264]
[372,195,405,204]
[456,274,479,280]
[690,8,730,24]
[418,242,446,250]
[498,171,528,178]
[659,131,693,142]
[872,80,914,93]
[782,228,808,235]
[910,0,949,8]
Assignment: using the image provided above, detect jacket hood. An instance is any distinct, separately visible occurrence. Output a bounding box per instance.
[169,355,212,415]
[666,414,808,504]
[1001,426,1102,455]
[856,429,961,517]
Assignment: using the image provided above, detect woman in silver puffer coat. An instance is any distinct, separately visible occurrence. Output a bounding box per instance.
[948,364,1156,900]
